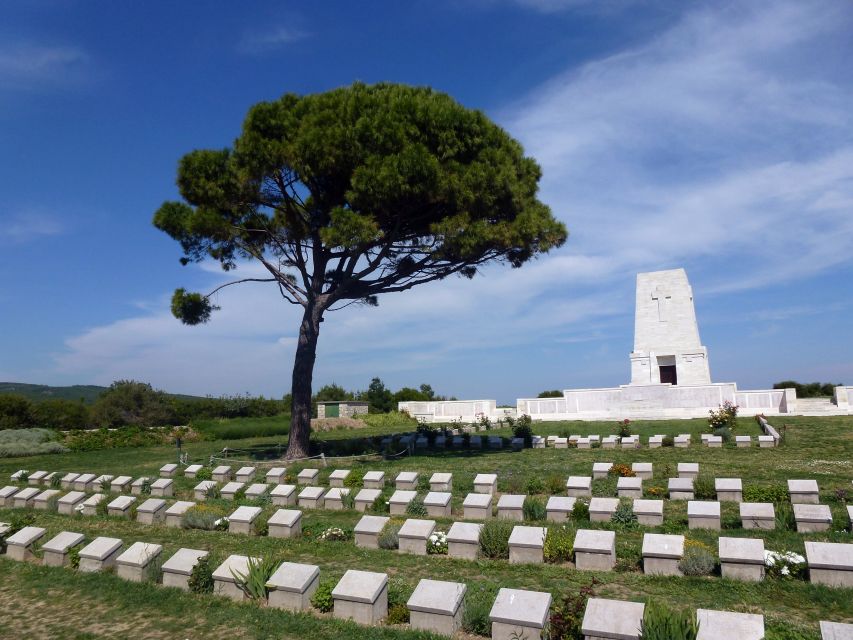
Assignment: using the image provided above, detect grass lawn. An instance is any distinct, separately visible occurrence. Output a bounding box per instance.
[1,414,851,639]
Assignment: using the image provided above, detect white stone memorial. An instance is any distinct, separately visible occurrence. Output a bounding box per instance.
[696,609,764,640]
[220,481,245,500]
[78,536,123,572]
[328,469,350,487]
[159,463,178,478]
[116,541,163,582]
[332,569,388,625]
[398,518,435,555]
[489,588,552,640]
[228,506,262,534]
[794,504,832,532]
[715,478,743,502]
[270,484,297,506]
[567,476,592,498]
[617,477,643,498]
[642,533,684,576]
[719,537,765,582]
[211,465,232,482]
[57,490,87,515]
[395,471,418,490]
[447,521,482,560]
[668,477,695,500]
[136,498,166,524]
[354,488,381,512]
[474,473,497,494]
[509,526,547,564]
[633,499,664,526]
[546,496,576,523]
[268,508,302,539]
[42,531,85,567]
[5,526,46,561]
[235,466,256,483]
[194,480,217,501]
[389,490,417,515]
[297,468,319,486]
[33,489,60,511]
[678,463,699,479]
[592,463,613,480]
[212,554,256,601]
[363,471,385,489]
[106,495,136,518]
[590,497,619,522]
[805,541,853,587]
[429,472,452,492]
[740,502,775,530]
[267,562,320,612]
[497,494,525,521]
[324,487,351,510]
[581,598,644,640]
[13,487,39,508]
[73,473,97,492]
[164,500,195,527]
[407,578,466,636]
[81,493,105,516]
[150,478,174,498]
[265,467,287,484]
[354,515,389,549]
[184,464,203,478]
[688,501,721,530]
[110,475,132,493]
[788,479,819,504]
[574,529,616,571]
[162,548,208,591]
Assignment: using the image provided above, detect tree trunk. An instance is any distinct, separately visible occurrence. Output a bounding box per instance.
[285,303,323,459]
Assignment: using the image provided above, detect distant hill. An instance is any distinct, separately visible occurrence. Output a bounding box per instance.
[0,382,206,404]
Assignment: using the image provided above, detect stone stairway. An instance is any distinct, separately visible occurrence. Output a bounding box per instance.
[793,397,845,416]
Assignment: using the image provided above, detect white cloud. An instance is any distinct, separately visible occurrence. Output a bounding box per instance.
[0,210,63,243]
[237,26,308,54]
[48,1,853,397]
[0,41,89,88]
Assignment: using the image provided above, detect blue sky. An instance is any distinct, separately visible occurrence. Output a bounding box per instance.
[1,0,852,404]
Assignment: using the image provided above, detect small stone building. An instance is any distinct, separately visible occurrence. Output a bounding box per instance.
[316,401,369,419]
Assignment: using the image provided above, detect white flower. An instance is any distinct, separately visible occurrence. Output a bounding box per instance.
[781,566,790,576]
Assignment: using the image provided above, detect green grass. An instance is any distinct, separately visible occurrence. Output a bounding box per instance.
[1,414,851,638]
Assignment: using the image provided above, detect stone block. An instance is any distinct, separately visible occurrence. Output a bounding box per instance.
[633,499,664,526]
[489,436,503,449]
[602,436,618,449]
[546,496,576,522]
[642,533,684,576]
[184,464,202,478]
[509,526,547,564]
[267,562,320,612]
[649,435,663,448]
[719,536,765,582]
[788,479,820,504]
[740,502,775,530]
[33,489,60,511]
[354,515,389,549]
[389,490,417,515]
[194,480,218,501]
[736,435,752,447]
[617,476,643,498]
[57,491,87,515]
[399,518,436,555]
[555,437,569,448]
[511,437,525,450]
[688,501,721,530]
[532,435,545,448]
[490,588,552,640]
[567,476,593,498]
[592,463,613,479]
[42,472,59,486]
[424,491,452,517]
[706,435,723,448]
[589,497,619,522]
[820,621,853,639]
[5,526,46,562]
[497,494,525,521]
[228,505,262,535]
[354,488,381,512]
[211,465,232,482]
[164,500,195,527]
[696,609,764,640]
[245,483,270,500]
[715,478,743,502]
[297,486,324,509]
[81,493,106,516]
[116,541,163,582]
[78,536,123,572]
[110,475,132,493]
[674,435,690,448]
[28,471,47,485]
[61,472,80,489]
[430,472,452,492]
[758,435,776,448]
[297,468,319,485]
[363,471,385,489]
[106,495,136,518]
[92,475,112,489]
[474,473,498,495]
[220,481,245,500]
[621,436,639,449]
[73,473,97,492]
[332,569,388,625]
[806,541,853,588]
[265,467,287,484]
[329,469,350,487]
[42,531,85,567]
[447,522,482,560]
[130,476,150,496]
[408,578,466,637]
[159,463,178,478]
[0,485,19,507]
[581,598,644,640]
[794,504,833,533]
[270,484,297,506]
[678,463,699,479]
[324,487,351,510]
[212,555,257,601]
[13,487,39,508]
[395,471,418,490]
[268,508,302,539]
[578,437,592,449]
[150,478,174,498]
[574,529,616,571]
[136,498,166,524]
[668,477,695,500]
[631,463,652,480]
[235,466,256,483]
[161,548,208,591]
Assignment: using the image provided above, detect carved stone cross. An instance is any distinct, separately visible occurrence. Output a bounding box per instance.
[651,285,671,322]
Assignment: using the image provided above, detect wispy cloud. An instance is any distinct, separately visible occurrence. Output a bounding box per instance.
[237,26,308,54]
[0,210,63,244]
[0,41,90,88]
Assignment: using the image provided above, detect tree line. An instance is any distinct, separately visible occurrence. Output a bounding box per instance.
[773,381,844,398]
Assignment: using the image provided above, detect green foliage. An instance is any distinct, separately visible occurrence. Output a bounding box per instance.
[95,496,109,517]
[68,546,81,570]
[90,380,178,428]
[0,394,35,429]
[358,411,418,429]
[571,498,590,522]
[479,519,513,559]
[386,604,409,625]
[512,414,533,446]
[378,523,401,550]
[549,579,598,640]
[617,419,632,438]
[537,390,563,398]
[764,627,814,640]
[343,469,364,488]
[608,463,636,478]
[405,496,428,517]
[188,555,214,594]
[693,474,716,500]
[182,505,225,530]
[708,401,738,431]
[526,476,546,495]
[8,511,36,535]
[743,483,789,504]
[544,526,574,563]
[547,474,566,495]
[65,426,164,452]
[0,428,68,457]
[386,578,412,623]
[611,500,639,529]
[195,467,213,480]
[773,381,841,398]
[662,435,675,447]
[712,427,732,443]
[462,584,498,635]
[678,542,716,576]
[639,601,698,640]
[523,495,547,522]
[366,378,394,414]
[170,288,218,325]
[311,579,336,613]
[340,490,356,510]
[231,556,278,601]
[32,399,90,430]
[775,502,796,531]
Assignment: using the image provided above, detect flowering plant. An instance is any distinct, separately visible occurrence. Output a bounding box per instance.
[708,401,738,431]
[318,526,349,541]
[74,503,85,513]
[213,516,229,531]
[764,550,806,579]
[427,530,448,555]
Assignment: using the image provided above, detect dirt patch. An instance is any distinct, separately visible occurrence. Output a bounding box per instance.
[310,418,366,431]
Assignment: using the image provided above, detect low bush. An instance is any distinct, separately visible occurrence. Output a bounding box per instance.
[743,484,789,504]
[523,496,547,522]
[343,469,365,488]
[544,525,574,563]
[549,579,598,640]
[608,463,635,478]
[462,584,498,636]
[693,474,716,500]
[775,502,796,531]
[662,435,675,447]
[708,400,738,431]
[188,554,214,594]
[387,578,413,624]
[547,474,566,495]
[712,426,732,443]
[359,411,418,429]
[512,414,533,447]
[765,550,807,579]
[0,428,68,457]
[526,476,546,495]
[182,505,226,530]
[195,467,213,481]
[572,498,590,522]
[479,519,513,559]
[639,601,698,640]
[311,579,336,613]
[678,541,716,576]
[610,500,639,529]
[405,496,428,517]
[318,527,351,542]
[232,556,279,601]
[427,531,448,555]
[64,427,164,452]
[378,523,401,550]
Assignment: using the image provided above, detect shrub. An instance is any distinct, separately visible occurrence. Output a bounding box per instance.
[195,467,213,481]
[662,435,675,447]
[387,578,412,623]
[775,502,796,531]
[341,490,355,510]
[523,496,547,522]
[708,400,738,431]
[571,498,590,522]
[526,476,546,495]
[204,484,221,500]
[0,428,69,457]
[608,463,635,478]
[33,399,91,430]
[544,526,574,563]
[68,546,82,570]
[479,519,513,559]
[378,523,401,550]
[712,427,732,443]
[512,414,533,446]
[678,541,716,576]
[639,601,698,640]
[610,500,639,529]
[65,426,164,452]
[386,604,409,625]
[765,550,807,579]
[188,554,214,594]
[549,579,598,640]
[0,395,35,430]
[343,469,364,488]
[90,380,177,428]
[311,579,336,612]
[743,484,788,504]
[318,527,351,541]
[462,584,498,635]
[547,474,566,495]
[50,473,61,489]
[231,556,279,601]
[182,505,225,530]
[427,530,448,555]
[693,474,716,500]
[617,419,632,438]
[406,496,428,517]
